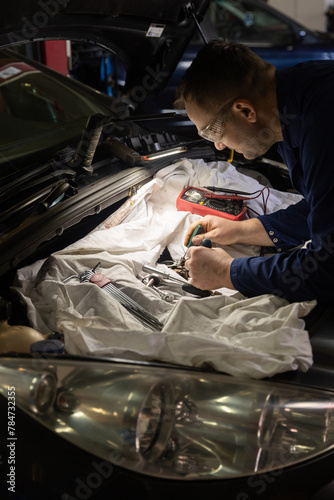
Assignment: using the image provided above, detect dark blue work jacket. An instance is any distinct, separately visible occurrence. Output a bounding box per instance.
[230,61,334,303]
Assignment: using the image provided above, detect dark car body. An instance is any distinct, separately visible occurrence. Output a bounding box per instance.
[0,1,334,499]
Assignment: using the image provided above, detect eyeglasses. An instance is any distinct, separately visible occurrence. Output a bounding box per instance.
[198,97,236,143]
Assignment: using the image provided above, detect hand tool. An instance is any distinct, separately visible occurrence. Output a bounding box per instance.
[138,273,175,302]
[178,224,204,267]
[142,265,186,285]
[141,263,219,298]
[179,225,212,267]
[63,263,163,331]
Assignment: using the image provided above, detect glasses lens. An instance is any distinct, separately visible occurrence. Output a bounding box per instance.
[199,118,224,142]
[198,97,236,143]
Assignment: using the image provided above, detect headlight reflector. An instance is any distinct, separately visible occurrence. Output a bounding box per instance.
[0,357,333,480]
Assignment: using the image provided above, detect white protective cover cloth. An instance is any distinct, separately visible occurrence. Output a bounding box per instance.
[13,159,316,379]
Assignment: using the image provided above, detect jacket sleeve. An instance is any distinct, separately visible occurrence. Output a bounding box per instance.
[230,237,334,303]
[257,198,310,251]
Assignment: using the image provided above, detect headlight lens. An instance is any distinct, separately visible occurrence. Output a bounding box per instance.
[0,357,333,480]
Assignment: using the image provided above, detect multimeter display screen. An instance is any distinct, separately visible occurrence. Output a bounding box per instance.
[182,188,205,203]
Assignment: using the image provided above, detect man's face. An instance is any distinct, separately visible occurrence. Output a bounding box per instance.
[185,98,276,160]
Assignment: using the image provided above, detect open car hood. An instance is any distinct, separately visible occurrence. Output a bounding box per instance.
[0,0,209,97]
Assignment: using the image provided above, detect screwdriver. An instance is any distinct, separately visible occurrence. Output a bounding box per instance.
[180,224,212,265]
[180,224,203,264]
[187,224,204,248]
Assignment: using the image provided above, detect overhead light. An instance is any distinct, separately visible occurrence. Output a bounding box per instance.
[143,146,187,161]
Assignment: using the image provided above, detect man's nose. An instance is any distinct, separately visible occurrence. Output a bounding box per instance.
[214,142,226,151]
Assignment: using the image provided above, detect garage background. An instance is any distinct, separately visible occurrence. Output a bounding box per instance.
[269,0,334,31]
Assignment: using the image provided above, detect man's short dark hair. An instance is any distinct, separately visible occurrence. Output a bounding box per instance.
[174,40,271,110]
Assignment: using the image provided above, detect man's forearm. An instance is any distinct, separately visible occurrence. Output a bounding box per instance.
[237,218,275,246]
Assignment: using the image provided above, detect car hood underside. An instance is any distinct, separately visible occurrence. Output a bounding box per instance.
[0,0,209,95]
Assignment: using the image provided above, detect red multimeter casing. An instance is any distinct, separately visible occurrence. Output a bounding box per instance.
[176,187,248,221]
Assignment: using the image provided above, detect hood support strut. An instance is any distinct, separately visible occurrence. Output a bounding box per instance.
[185,2,209,44]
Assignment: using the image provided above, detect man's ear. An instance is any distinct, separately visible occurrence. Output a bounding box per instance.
[233,100,257,123]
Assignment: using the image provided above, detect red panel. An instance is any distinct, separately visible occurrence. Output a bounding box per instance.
[40,40,68,75]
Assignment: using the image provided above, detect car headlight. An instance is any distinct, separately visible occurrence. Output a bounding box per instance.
[0,357,333,480]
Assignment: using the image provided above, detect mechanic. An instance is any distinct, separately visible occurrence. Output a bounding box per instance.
[174,40,334,303]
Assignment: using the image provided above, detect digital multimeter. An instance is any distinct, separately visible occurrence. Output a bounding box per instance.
[176,187,248,221]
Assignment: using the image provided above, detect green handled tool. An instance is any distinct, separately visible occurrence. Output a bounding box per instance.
[179,224,207,265]
[187,224,204,248]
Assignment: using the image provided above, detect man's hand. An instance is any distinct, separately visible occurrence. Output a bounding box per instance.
[184,246,235,290]
[184,215,240,247]
[184,215,274,247]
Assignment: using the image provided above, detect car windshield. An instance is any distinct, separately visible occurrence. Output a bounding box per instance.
[209,0,295,45]
[0,51,112,181]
